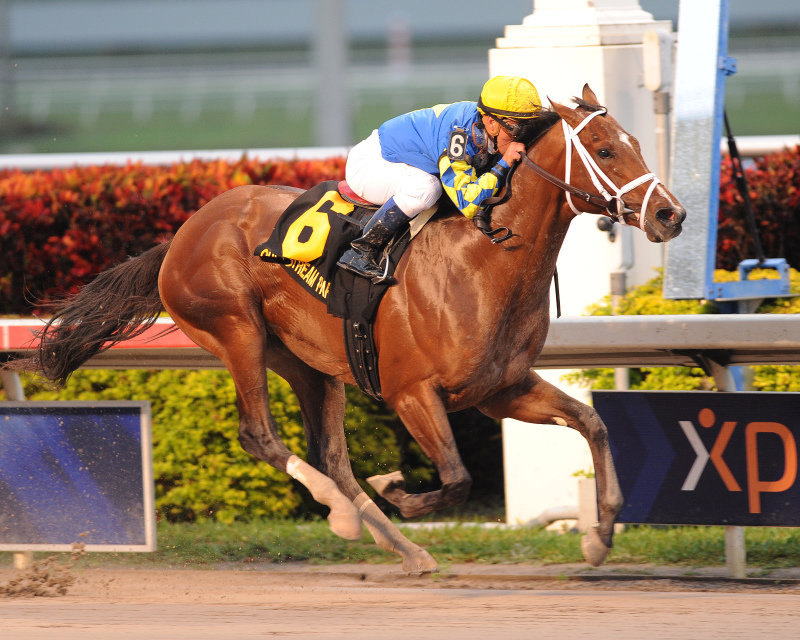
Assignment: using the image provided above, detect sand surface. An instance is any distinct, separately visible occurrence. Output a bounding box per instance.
[2,562,800,639]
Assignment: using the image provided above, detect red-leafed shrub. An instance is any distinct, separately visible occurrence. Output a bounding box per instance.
[0,156,345,315]
[717,144,800,270]
[3,145,797,316]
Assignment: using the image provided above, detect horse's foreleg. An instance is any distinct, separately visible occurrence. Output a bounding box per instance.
[271,352,438,573]
[354,493,439,573]
[479,370,623,567]
[371,384,472,518]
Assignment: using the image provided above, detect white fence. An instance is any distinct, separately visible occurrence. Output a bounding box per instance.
[0,146,349,171]
[1,135,798,172]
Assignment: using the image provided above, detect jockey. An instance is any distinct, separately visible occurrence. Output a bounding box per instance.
[337,75,543,281]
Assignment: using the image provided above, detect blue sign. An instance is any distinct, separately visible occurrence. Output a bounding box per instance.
[592,391,800,526]
[0,401,155,550]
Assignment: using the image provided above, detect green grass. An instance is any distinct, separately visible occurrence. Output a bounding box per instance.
[3,88,461,154]
[4,519,800,570]
[724,83,800,136]
[4,78,792,155]
[6,105,317,154]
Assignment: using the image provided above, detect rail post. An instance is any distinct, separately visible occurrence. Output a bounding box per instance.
[0,370,34,570]
[707,360,747,578]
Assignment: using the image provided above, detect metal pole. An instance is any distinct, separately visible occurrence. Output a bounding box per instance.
[313,0,351,146]
[724,525,746,579]
[1,370,32,569]
[610,271,630,391]
[653,91,671,184]
[0,0,16,133]
[707,360,746,579]
[1,370,24,401]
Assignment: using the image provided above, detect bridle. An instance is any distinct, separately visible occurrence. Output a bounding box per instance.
[522,108,662,230]
[475,105,662,244]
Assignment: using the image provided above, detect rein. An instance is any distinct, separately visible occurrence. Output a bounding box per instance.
[519,154,610,210]
[473,160,519,244]
[475,105,663,320]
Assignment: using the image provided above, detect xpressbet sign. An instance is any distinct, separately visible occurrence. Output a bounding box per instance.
[592,391,800,526]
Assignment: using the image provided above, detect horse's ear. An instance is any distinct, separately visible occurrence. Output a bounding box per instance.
[548,96,567,113]
[582,84,600,106]
[548,96,578,126]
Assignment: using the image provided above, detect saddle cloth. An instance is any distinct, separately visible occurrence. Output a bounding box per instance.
[254,181,369,303]
[254,180,435,315]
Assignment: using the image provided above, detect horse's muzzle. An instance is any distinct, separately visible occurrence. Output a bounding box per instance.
[647,206,685,242]
[656,206,687,228]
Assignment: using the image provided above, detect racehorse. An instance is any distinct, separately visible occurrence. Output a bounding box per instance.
[9,86,685,573]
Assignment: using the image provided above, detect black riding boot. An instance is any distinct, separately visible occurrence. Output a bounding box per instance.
[337,198,409,281]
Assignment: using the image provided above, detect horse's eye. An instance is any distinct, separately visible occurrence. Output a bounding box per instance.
[598,148,612,159]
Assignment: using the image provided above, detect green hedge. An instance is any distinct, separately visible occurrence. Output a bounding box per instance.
[12,368,502,523]
[16,369,420,523]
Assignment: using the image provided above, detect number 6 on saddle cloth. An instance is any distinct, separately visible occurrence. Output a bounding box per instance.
[254,179,436,401]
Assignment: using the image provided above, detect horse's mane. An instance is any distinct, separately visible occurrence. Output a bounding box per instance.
[516,109,562,148]
[572,97,606,113]
[519,98,605,149]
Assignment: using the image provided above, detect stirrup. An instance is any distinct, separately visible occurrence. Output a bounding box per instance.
[369,257,395,285]
[338,250,395,284]
[338,249,384,279]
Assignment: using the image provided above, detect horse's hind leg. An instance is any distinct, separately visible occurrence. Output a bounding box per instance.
[232,352,362,540]
[161,299,361,540]
[479,370,624,567]
[368,384,473,518]
[268,348,438,573]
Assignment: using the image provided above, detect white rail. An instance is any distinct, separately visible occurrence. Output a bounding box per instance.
[3,315,799,370]
[0,147,349,171]
[1,136,798,171]
[725,135,800,158]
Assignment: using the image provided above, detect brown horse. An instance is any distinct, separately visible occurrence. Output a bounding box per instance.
[10,85,685,573]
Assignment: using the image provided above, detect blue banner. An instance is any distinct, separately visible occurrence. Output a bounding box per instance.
[593,391,800,526]
[0,402,154,549]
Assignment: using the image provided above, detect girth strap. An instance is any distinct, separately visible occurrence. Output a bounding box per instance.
[343,319,382,402]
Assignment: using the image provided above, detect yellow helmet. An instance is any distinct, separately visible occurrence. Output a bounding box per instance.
[478,76,542,119]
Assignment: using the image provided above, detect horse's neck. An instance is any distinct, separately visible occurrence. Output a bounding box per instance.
[489,132,573,298]
[406,126,573,322]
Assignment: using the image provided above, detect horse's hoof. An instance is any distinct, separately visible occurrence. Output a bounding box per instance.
[367,470,405,496]
[327,502,362,541]
[402,549,439,575]
[581,527,611,567]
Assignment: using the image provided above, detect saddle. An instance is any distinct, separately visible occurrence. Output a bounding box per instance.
[254,180,435,401]
[337,180,377,208]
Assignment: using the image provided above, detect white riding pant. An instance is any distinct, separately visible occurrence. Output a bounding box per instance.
[345,129,442,218]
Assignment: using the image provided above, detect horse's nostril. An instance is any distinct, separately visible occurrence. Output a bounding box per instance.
[656,207,686,226]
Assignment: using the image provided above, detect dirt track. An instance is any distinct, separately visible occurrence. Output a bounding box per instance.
[2,564,800,639]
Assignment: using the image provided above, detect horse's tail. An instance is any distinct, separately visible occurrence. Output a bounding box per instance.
[8,241,172,386]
